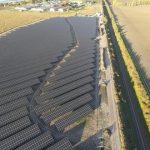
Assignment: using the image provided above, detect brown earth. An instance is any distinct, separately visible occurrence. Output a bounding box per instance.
[113,6,150,78]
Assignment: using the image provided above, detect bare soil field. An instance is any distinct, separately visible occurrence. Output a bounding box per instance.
[113,6,150,78]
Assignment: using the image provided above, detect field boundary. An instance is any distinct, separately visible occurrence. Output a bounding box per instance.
[103,1,150,149]
[0,19,46,37]
[112,0,150,6]
[103,0,150,133]
[120,33,150,96]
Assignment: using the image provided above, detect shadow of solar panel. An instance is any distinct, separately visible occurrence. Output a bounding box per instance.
[0,116,31,141]
[55,104,93,131]
[0,124,41,150]
[41,93,93,123]
[46,138,73,150]
[16,131,54,150]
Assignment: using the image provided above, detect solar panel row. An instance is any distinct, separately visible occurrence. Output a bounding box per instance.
[55,104,93,131]
[0,88,33,105]
[0,53,59,72]
[0,63,51,78]
[0,124,41,150]
[43,69,94,91]
[38,76,94,101]
[0,107,29,127]
[0,78,40,97]
[16,131,54,150]
[0,116,31,141]
[41,93,93,123]
[46,138,73,150]
[0,71,45,90]
[56,55,93,67]
[0,65,50,83]
[47,63,94,82]
[54,58,95,74]
[0,97,28,115]
[36,84,93,105]
[68,50,96,58]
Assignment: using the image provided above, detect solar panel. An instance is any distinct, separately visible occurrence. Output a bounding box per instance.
[0,63,51,78]
[43,69,94,91]
[70,50,96,58]
[0,71,45,89]
[0,54,58,72]
[36,84,93,105]
[58,54,95,67]
[0,97,28,115]
[41,93,93,123]
[0,87,33,105]
[47,63,94,81]
[39,76,94,101]
[0,71,44,90]
[55,104,93,131]
[0,124,41,150]
[16,131,54,150]
[0,65,49,83]
[0,79,40,97]
[0,107,29,127]
[0,116,31,141]
[54,58,94,74]
[65,53,95,62]
[46,138,73,150]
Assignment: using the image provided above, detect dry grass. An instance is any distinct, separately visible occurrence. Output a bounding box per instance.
[78,3,101,15]
[112,0,150,6]
[0,3,100,34]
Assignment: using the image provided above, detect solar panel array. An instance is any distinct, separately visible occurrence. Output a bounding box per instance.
[16,131,54,150]
[0,124,41,150]
[41,94,93,123]
[55,104,93,131]
[0,116,31,141]
[46,138,73,150]
[0,17,98,149]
